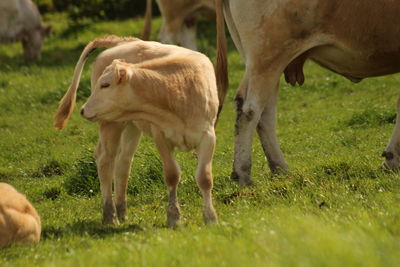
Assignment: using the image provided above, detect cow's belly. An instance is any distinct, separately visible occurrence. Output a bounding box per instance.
[309,44,400,80]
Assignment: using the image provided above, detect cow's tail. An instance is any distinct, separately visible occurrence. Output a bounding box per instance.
[215,0,228,118]
[141,0,153,40]
[54,35,137,130]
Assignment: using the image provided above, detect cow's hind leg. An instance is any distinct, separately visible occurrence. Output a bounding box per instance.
[383,96,400,169]
[196,129,218,225]
[154,133,181,228]
[232,69,287,185]
[96,121,125,225]
[179,15,197,50]
[114,122,142,222]
[256,82,289,173]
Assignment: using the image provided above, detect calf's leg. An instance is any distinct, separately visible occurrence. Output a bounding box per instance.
[154,133,181,228]
[383,96,400,169]
[196,129,218,225]
[114,122,142,222]
[96,121,125,225]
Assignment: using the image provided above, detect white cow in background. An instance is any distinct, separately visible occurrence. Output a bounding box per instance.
[0,0,51,61]
[142,0,214,50]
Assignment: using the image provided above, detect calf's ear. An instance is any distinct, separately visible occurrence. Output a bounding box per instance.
[116,65,129,85]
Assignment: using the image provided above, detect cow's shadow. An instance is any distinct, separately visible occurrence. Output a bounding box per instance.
[0,44,100,72]
[41,219,143,240]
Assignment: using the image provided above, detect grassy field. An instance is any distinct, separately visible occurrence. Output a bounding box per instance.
[0,13,399,266]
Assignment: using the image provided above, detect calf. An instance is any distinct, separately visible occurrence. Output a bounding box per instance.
[0,183,41,247]
[54,36,222,227]
[0,0,51,61]
[142,0,214,50]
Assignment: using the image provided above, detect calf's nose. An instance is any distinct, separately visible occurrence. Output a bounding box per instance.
[80,107,85,117]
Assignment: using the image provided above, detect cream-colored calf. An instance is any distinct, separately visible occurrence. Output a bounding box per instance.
[54,36,223,227]
[0,183,41,247]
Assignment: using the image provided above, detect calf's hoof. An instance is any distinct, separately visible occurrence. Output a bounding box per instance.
[203,208,218,225]
[167,204,181,228]
[102,215,120,225]
[118,214,128,223]
[102,209,120,225]
[116,204,128,222]
[102,201,120,225]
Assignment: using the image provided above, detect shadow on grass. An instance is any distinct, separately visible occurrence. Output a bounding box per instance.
[0,19,237,73]
[0,43,100,72]
[59,21,92,39]
[42,220,143,240]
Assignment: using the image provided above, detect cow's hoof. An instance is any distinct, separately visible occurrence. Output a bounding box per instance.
[167,204,181,228]
[230,171,240,182]
[270,166,289,175]
[231,171,253,186]
[381,151,400,171]
[239,178,254,186]
[381,161,400,171]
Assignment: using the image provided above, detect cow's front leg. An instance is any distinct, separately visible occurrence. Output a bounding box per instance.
[383,96,400,169]
[114,122,142,222]
[256,82,289,173]
[231,71,283,185]
[96,121,125,225]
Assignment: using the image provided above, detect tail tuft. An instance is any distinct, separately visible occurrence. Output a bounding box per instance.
[54,35,138,130]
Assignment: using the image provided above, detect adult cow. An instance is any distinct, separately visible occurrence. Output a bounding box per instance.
[0,0,51,61]
[214,0,400,185]
[142,0,214,50]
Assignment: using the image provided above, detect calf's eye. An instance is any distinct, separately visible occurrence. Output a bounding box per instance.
[100,83,110,88]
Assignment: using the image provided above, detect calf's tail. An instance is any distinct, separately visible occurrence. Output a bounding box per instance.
[54,35,137,130]
[215,0,228,118]
[141,0,153,40]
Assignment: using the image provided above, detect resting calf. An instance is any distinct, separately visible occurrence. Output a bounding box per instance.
[54,36,223,227]
[0,183,41,247]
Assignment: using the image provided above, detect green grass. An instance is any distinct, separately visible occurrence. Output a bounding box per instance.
[0,13,399,266]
